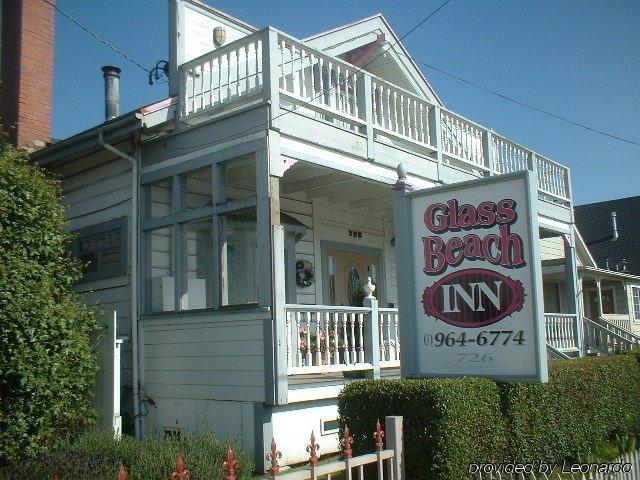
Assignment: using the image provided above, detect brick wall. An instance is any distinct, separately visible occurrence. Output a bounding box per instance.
[0,0,55,147]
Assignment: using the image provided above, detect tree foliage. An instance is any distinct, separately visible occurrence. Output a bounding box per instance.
[0,129,99,461]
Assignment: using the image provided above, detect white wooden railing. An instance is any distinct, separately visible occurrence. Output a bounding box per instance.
[178,28,572,205]
[372,77,432,146]
[378,308,400,367]
[284,304,400,375]
[545,313,580,351]
[584,317,639,355]
[180,30,263,117]
[602,314,633,333]
[285,304,369,375]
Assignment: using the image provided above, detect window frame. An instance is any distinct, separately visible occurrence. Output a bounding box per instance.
[141,162,258,314]
[71,217,128,282]
[632,286,640,323]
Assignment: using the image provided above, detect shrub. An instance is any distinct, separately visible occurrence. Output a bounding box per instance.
[338,354,640,480]
[501,355,640,463]
[0,130,99,460]
[0,430,254,480]
[338,377,508,479]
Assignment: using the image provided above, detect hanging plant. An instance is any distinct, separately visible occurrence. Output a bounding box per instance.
[296,260,314,288]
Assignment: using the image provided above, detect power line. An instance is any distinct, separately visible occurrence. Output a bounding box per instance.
[171,0,453,151]
[42,0,168,84]
[417,61,639,146]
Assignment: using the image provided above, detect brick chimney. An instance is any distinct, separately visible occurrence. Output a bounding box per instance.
[0,0,56,148]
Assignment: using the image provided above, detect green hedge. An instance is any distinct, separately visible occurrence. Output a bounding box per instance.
[501,354,640,463]
[338,377,507,479]
[0,129,99,460]
[338,354,640,480]
[0,430,254,480]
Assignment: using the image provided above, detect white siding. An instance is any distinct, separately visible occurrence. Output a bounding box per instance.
[540,236,565,261]
[182,3,251,64]
[140,311,268,403]
[50,144,134,417]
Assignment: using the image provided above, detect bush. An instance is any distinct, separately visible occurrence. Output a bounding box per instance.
[0,430,254,480]
[338,377,508,479]
[501,355,640,463]
[338,354,640,480]
[0,130,99,460]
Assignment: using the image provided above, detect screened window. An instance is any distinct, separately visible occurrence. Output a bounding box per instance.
[148,178,173,218]
[222,212,258,306]
[142,160,257,314]
[183,218,214,309]
[147,227,174,313]
[71,218,127,281]
[633,287,640,322]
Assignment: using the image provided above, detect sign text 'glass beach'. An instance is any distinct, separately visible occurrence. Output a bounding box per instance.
[393,168,548,382]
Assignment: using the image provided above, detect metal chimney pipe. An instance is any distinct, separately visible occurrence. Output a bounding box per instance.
[101,65,121,120]
[611,211,619,242]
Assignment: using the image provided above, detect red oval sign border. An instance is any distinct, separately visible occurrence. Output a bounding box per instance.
[421,268,526,328]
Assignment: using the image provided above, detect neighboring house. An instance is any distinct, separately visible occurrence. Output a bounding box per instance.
[574,197,640,332]
[31,0,600,469]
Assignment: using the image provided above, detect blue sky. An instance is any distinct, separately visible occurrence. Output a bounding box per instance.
[51,0,639,204]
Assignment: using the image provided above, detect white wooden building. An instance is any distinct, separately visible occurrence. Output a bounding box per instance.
[32,0,639,469]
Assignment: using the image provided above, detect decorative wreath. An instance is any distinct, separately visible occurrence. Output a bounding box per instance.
[296,260,315,288]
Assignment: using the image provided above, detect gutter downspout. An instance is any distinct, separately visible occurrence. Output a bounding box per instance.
[98,130,142,440]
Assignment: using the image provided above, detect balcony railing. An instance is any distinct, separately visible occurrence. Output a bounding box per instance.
[179,28,572,205]
[545,313,581,351]
[284,304,400,375]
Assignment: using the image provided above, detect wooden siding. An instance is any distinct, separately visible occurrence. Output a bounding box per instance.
[540,236,565,261]
[140,310,269,403]
[182,2,252,64]
[48,142,135,418]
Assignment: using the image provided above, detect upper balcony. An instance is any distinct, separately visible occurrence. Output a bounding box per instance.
[177,28,572,209]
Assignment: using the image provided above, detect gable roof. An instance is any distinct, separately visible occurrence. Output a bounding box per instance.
[304,14,444,106]
[574,196,640,276]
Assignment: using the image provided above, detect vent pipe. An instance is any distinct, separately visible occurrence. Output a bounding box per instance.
[611,211,619,242]
[101,66,121,120]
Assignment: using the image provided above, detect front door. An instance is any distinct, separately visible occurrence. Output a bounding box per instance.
[326,250,381,306]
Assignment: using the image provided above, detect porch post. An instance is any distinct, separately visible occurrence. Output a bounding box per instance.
[596,278,604,319]
[563,234,583,355]
[363,278,380,379]
[256,130,288,405]
[392,164,418,378]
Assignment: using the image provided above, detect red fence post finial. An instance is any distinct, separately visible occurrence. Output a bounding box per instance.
[118,464,129,480]
[170,456,191,480]
[306,431,320,466]
[374,418,385,452]
[341,425,354,459]
[266,438,282,475]
[222,447,240,480]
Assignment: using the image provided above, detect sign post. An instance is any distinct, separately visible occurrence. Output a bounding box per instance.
[393,166,548,382]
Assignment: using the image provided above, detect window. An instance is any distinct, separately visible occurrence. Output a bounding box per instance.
[633,287,640,323]
[148,178,173,218]
[71,218,127,281]
[183,218,214,309]
[141,160,257,314]
[147,227,174,313]
[222,212,257,306]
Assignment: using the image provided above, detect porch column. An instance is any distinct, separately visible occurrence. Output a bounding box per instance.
[256,130,288,405]
[363,278,380,379]
[595,278,604,319]
[563,234,583,356]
